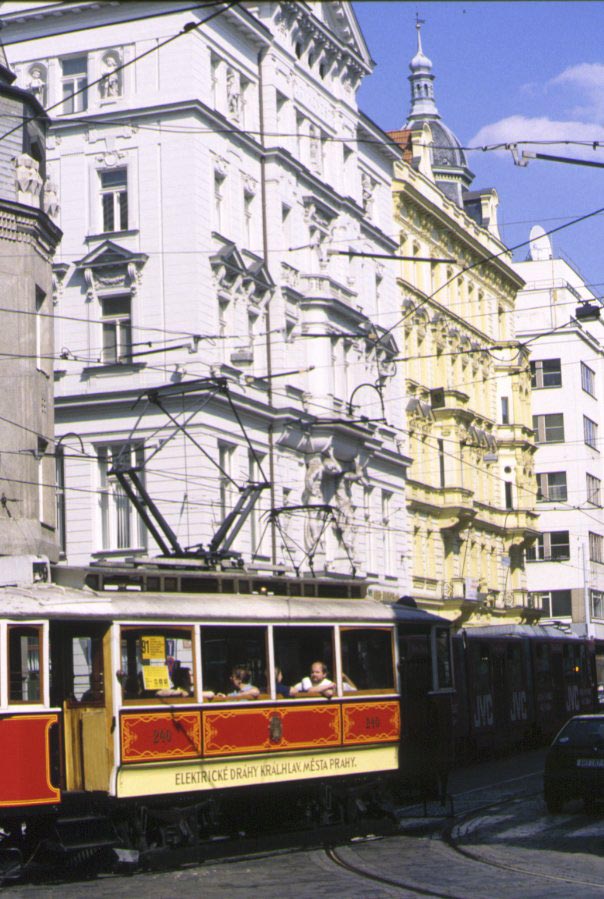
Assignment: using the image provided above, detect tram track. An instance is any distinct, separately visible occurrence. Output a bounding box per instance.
[322,787,604,898]
[7,774,604,895]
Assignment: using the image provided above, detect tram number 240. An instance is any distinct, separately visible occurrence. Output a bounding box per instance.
[153,728,173,744]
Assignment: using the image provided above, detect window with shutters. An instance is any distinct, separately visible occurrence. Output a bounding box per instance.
[526,531,570,561]
[532,413,564,443]
[536,471,567,502]
[530,358,561,388]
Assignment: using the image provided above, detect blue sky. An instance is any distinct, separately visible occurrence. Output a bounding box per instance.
[354,1,604,294]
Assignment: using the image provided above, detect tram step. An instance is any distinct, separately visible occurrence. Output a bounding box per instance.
[52,815,119,851]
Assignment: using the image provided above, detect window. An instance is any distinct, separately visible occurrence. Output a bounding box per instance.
[243,189,254,248]
[433,626,453,689]
[592,590,604,619]
[587,473,601,506]
[273,625,334,698]
[533,413,564,444]
[9,626,42,702]
[214,171,226,232]
[504,481,513,510]
[589,532,604,563]
[536,471,567,502]
[530,590,572,617]
[530,358,561,388]
[101,295,131,364]
[55,445,66,557]
[201,625,267,698]
[98,442,146,551]
[382,490,394,571]
[61,55,88,113]
[501,396,510,425]
[584,415,599,450]
[526,531,570,561]
[218,442,236,518]
[100,168,128,232]
[35,286,46,370]
[50,624,106,706]
[120,627,195,701]
[340,628,395,694]
[581,361,596,397]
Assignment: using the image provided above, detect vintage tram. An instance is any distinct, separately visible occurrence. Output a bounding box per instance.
[0,566,453,875]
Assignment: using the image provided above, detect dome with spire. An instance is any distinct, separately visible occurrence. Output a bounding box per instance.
[403,22,474,207]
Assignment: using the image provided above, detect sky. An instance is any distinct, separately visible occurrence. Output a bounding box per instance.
[353,0,604,295]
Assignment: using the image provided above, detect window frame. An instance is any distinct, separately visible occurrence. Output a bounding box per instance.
[8,623,44,705]
[98,441,146,552]
[581,361,596,397]
[530,358,562,389]
[589,531,604,564]
[119,625,197,704]
[60,54,88,114]
[99,167,128,233]
[536,471,568,503]
[587,472,601,507]
[526,530,570,562]
[100,293,132,365]
[533,413,564,444]
[584,415,599,450]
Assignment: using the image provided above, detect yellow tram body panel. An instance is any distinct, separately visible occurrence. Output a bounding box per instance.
[116,743,399,798]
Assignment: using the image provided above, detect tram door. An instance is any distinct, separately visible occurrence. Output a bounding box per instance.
[50,622,114,791]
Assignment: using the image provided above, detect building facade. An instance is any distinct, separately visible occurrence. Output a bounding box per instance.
[0,41,61,571]
[390,27,539,624]
[3,1,410,590]
[515,228,604,672]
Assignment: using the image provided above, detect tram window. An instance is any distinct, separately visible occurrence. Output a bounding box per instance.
[120,627,194,701]
[50,629,105,706]
[434,627,453,689]
[563,644,581,679]
[273,626,334,697]
[8,625,42,703]
[506,644,523,692]
[535,643,551,689]
[475,644,491,694]
[200,626,267,697]
[340,628,395,693]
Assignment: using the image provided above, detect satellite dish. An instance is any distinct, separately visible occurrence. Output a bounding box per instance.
[528,225,553,261]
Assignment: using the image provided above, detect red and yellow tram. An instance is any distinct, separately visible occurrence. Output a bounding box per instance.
[0,568,453,871]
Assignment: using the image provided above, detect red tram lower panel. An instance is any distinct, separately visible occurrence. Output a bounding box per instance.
[342,701,400,745]
[121,711,202,763]
[203,703,341,756]
[0,713,60,807]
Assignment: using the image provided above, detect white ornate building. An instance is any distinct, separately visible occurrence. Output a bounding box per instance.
[3,1,410,590]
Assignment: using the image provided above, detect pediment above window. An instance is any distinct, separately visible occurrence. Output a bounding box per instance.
[75,240,147,301]
[211,235,274,305]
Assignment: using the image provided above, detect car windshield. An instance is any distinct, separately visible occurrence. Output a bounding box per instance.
[555,718,604,747]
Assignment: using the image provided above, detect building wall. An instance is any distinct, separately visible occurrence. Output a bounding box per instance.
[4,1,411,591]
[515,252,604,641]
[392,158,538,624]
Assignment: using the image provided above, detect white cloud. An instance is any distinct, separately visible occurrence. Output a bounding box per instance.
[470,115,604,157]
[549,63,604,121]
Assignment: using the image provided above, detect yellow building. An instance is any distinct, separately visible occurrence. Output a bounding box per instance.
[389,27,539,625]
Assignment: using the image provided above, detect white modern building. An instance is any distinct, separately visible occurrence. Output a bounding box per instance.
[3,1,410,591]
[515,228,604,674]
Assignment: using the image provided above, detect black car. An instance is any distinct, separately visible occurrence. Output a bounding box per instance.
[544,714,604,813]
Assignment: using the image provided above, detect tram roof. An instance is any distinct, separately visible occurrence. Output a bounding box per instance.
[0,584,448,626]
[460,624,585,640]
